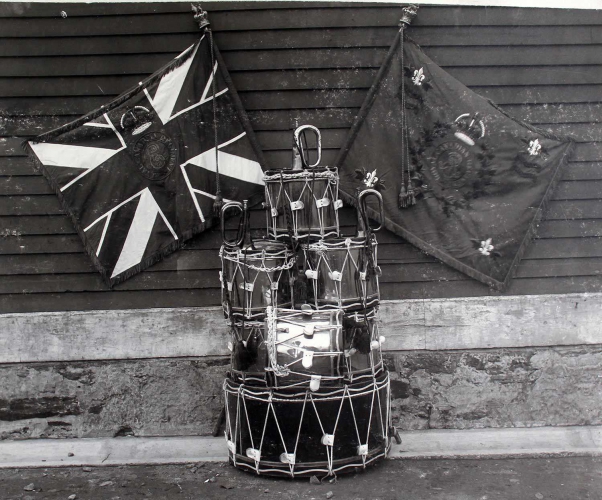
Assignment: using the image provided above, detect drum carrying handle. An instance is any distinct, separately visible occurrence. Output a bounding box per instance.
[358,189,384,235]
[294,124,322,169]
[221,200,249,247]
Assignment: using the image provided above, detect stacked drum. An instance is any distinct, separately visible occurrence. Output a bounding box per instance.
[219,125,399,477]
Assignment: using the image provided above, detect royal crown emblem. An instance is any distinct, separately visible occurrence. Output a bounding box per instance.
[453,113,485,146]
[399,4,419,26]
[120,106,154,136]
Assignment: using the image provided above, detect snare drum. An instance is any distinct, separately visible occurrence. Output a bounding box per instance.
[263,167,341,241]
[220,240,296,321]
[229,321,268,385]
[301,236,380,312]
[263,307,384,390]
[223,370,392,477]
[343,307,385,380]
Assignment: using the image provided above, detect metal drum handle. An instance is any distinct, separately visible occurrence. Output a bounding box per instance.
[221,200,248,247]
[294,124,322,169]
[358,189,384,235]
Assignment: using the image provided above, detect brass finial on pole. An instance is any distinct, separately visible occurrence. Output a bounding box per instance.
[191,3,210,30]
[399,4,419,27]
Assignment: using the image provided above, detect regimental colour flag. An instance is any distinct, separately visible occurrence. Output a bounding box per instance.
[25,34,265,287]
[336,30,575,291]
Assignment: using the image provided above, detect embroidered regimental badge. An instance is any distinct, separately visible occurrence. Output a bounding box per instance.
[120,107,178,181]
[408,117,497,216]
[429,141,474,189]
[132,132,178,181]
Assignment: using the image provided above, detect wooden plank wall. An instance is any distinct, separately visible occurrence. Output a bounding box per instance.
[1,2,601,313]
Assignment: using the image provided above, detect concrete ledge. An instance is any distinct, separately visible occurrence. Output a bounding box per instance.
[1,426,601,468]
[2,293,602,363]
[390,425,602,460]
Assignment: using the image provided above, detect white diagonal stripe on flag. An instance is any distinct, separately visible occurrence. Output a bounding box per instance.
[183,150,264,186]
[144,42,199,124]
[29,142,120,171]
[110,188,177,279]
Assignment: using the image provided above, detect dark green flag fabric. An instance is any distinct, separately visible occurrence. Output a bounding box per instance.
[336,31,575,290]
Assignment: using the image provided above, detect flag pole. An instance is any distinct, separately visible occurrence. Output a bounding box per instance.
[192,4,224,216]
[334,5,419,208]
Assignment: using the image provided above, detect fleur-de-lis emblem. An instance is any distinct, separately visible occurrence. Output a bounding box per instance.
[363,169,379,188]
[528,139,542,156]
[479,238,494,256]
[412,67,425,86]
[354,167,386,191]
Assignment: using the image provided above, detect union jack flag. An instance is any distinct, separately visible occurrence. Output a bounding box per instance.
[26,34,265,286]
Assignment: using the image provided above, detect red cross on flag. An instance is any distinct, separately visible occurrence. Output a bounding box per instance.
[25,34,266,287]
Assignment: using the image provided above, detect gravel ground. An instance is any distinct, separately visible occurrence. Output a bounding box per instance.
[1,457,601,500]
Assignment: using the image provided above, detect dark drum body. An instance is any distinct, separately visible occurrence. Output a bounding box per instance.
[301,236,380,312]
[229,307,385,390]
[263,167,341,241]
[220,240,296,321]
[229,321,268,385]
[224,370,391,477]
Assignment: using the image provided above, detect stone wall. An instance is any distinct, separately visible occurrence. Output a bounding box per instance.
[2,344,602,440]
[387,346,602,431]
[0,358,227,440]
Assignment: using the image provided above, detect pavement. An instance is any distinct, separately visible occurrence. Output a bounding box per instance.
[1,456,602,500]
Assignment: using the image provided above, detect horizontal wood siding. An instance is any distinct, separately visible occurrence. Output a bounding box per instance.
[1,2,602,312]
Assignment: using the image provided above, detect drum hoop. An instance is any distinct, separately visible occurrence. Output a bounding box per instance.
[263,168,338,182]
[224,371,389,402]
[344,307,378,321]
[222,253,296,273]
[231,320,264,329]
[221,247,295,259]
[311,297,380,312]
[272,307,343,321]
[303,238,377,251]
[229,446,387,477]
[265,362,384,381]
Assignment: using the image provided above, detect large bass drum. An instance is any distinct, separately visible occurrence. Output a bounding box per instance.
[220,240,296,321]
[300,236,380,312]
[263,167,341,241]
[224,370,391,477]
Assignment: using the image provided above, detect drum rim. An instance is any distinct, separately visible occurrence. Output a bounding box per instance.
[228,366,384,385]
[263,166,338,179]
[220,245,295,259]
[228,443,389,477]
[301,235,378,249]
[224,370,389,400]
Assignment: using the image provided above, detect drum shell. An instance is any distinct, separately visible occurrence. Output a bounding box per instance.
[343,308,384,378]
[263,168,340,240]
[301,236,380,312]
[229,321,269,385]
[224,370,391,477]
[262,307,384,388]
[269,308,343,384]
[220,242,295,321]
